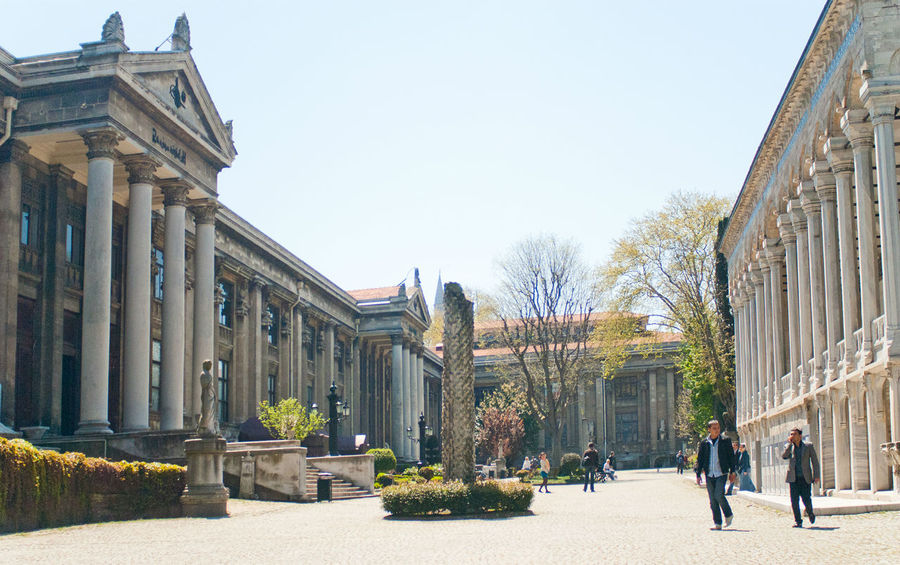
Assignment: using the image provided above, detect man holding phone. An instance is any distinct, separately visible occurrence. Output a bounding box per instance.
[782,427,819,527]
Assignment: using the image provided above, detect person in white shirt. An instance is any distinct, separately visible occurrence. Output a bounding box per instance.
[522,456,532,472]
[603,458,616,480]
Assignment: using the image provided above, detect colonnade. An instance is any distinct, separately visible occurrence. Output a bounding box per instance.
[390,334,426,461]
[77,127,217,434]
[732,102,900,493]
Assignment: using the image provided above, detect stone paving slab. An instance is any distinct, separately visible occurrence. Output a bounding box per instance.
[2,470,898,564]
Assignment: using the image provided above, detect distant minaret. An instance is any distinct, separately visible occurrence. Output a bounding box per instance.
[434,271,444,314]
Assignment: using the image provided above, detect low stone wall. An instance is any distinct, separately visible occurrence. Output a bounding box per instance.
[309,454,375,493]
[224,440,308,501]
[32,430,194,463]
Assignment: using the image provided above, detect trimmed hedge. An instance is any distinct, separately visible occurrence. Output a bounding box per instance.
[367,448,397,475]
[381,479,534,516]
[559,452,581,476]
[0,437,185,533]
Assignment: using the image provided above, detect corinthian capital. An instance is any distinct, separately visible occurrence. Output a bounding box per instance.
[160,180,191,207]
[191,200,218,225]
[121,154,160,185]
[81,128,122,160]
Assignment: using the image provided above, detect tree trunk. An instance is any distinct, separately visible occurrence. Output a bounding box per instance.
[550,428,563,469]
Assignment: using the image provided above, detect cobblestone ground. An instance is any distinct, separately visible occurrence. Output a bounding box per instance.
[3,469,898,564]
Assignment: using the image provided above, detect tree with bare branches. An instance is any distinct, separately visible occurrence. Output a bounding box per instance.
[493,235,595,466]
[602,191,735,433]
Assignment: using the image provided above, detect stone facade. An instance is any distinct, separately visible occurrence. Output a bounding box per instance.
[0,14,440,461]
[719,0,900,497]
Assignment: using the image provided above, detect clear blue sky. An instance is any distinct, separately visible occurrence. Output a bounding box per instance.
[5,1,826,306]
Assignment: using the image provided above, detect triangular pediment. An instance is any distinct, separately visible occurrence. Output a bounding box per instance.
[406,288,432,327]
[120,54,236,164]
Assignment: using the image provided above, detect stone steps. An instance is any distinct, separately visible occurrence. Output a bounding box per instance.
[305,465,375,501]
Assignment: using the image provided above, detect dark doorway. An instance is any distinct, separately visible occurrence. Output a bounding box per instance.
[15,296,38,427]
[61,311,82,436]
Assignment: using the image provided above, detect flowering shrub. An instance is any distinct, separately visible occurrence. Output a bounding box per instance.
[0,437,185,532]
[381,479,534,516]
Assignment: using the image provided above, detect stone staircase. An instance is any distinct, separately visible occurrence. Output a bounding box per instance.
[305,464,376,501]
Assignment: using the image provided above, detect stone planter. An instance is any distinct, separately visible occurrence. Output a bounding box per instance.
[20,426,49,441]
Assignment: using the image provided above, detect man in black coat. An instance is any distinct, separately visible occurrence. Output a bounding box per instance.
[695,419,737,530]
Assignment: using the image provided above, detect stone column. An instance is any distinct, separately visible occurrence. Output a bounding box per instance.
[732,294,743,421]
[800,185,827,390]
[816,391,835,491]
[842,110,878,364]
[788,199,812,393]
[825,137,861,369]
[608,383,617,443]
[812,160,842,382]
[121,155,159,431]
[648,370,658,451]
[402,339,412,460]
[778,214,801,398]
[751,265,766,415]
[0,140,28,426]
[758,251,774,410]
[869,102,900,355]
[390,334,404,457]
[159,180,190,431]
[737,291,749,420]
[765,242,786,403]
[76,129,120,435]
[746,271,759,417]
[324,322,335,404]
[666,368,675,447]
[830,387,851,491]
[847,380,870,491]
[416,345,425,427]
[864,373,890,491]
[191,201,217,421]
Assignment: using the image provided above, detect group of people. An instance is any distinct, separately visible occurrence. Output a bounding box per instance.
[521,445,617,494]
[695,419,820,530]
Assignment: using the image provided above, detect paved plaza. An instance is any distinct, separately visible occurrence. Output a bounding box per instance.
[3,470,898,564]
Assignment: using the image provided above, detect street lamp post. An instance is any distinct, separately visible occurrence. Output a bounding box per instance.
[418,413,427,463]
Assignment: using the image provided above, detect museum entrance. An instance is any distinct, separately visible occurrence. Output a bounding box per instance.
[14,296,37,427]
[61,311,81,435]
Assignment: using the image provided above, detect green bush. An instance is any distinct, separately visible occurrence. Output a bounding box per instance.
[418,466,435,480]
[559,452,581,476]
[376,472,394,487]
[381,480,534,516]
[0,437,185,533]
[515,469,530,482]
[367,448,397,475]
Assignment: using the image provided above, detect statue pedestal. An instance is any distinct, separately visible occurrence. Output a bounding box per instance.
[181,436,229,517]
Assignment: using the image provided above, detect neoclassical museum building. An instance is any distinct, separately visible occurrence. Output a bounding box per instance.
[0,14,442,463]
[719,0,900,497]
[446,312,684,469]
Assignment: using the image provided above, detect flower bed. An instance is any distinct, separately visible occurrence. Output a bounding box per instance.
[381,479,534,516]
[0,437,185,533]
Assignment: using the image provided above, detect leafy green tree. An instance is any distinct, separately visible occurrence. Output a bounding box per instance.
[257,398,328,441]
[602,191,735,432]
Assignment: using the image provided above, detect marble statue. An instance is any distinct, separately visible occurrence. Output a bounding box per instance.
[197,359,219,437]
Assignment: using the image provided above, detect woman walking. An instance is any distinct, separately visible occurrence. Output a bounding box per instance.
[738,443,756,492]
[537,452,551,493]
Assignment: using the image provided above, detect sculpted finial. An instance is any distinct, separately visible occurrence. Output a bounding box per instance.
[172,13,191,51]
[102,12,125,43]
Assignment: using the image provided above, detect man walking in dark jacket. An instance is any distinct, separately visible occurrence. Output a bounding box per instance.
[782,427,820,527]
[582,442,600,492]
[695,419,737,530]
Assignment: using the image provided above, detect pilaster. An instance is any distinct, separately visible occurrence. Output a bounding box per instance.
[811,159,842,382]
[800,184,826,390]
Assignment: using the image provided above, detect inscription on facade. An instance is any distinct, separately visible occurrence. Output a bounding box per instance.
[151,127,187,164]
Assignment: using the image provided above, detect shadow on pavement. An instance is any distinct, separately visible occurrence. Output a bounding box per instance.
[384,510,535,522]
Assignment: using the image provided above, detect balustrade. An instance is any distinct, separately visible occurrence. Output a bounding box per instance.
[780,373,792,403]
[872,315,886,345]
[218,325,233,344]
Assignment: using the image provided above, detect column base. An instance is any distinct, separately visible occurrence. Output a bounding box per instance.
[75,420,113,435]
[121,425,151,433]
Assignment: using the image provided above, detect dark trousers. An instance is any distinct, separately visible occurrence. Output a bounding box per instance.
[705,475,732,525]
[789,477,814,525]
[583,468,596,491]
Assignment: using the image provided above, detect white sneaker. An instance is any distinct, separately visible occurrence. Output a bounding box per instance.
[724,514,734,528]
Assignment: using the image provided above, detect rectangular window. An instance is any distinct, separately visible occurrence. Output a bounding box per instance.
[306,326,315,362]
[152,248,164,300]
[614,377,638,400]
[268,375,277,406]
[150,340,162,411]
[615,411,639,444]
[217,281,233,327]
[21,204,31,245]
[66,224,85,266]
[267,305,279,346]
[218,359,230,423]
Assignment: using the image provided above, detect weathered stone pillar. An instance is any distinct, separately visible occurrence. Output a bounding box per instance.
[76,129,120,435]
[390,334,404,457]
[778,214,801,398]
[825,137,861,369]
[0,140,28,427]
[746,271,759,417]
[830,387,851,491]
[648,369,658,451]
[800,185,826,390]
[788,199,812,394]
[758,251,774,410]
[816,391,835,491]
[121,155,158,431]
[751,265,766,414]
[869,102,900,355]
[159,180,190,431]
[842,110,877,364]
[191,201,217,422]
[732,294,744,421]
[765,242,786,402]
[811,160,842,382]
[441,283,475,483]
[847,380,870,491]
[403,341,414,460]
[416,345,425,431]
[864,373,890,491]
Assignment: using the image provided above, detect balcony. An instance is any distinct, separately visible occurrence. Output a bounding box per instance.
[218,325,233,345]
[780,372,792,403]
[65,262,83,290]
[18,245,40,276]
[873,315,886,346]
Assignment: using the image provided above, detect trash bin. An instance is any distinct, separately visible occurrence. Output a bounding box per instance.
[316,473,334,502]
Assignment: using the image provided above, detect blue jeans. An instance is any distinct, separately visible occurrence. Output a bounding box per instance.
[705,475,732,525]
[583,468,596,491]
